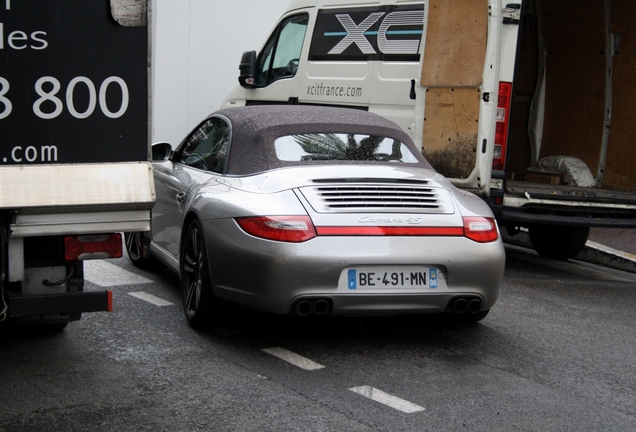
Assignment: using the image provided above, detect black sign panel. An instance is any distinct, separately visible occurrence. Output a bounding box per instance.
[309,5,424,62]
[0,1,147,164]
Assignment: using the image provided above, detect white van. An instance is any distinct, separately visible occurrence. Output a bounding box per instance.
[223,0,636,260]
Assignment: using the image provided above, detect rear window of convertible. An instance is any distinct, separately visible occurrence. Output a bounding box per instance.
[274,133,420,163]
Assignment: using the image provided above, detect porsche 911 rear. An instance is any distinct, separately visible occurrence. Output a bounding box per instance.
[202,174,505,320]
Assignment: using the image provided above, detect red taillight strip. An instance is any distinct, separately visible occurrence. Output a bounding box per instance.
[316,217,499,243]
[315,226,464,236]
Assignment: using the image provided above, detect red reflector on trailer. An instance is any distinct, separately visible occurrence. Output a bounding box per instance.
[64,233,123,260]
[107,290,113,312]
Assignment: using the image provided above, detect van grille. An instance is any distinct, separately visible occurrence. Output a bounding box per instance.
[299,183,454,214]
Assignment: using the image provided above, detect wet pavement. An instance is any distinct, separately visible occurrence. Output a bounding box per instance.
[588,228,636,255]
[503,227,636,274]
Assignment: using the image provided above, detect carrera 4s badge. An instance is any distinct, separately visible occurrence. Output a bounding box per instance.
[358,216,423,225]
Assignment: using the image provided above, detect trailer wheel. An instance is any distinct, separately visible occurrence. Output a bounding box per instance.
[528,224,589,260]
[180,219,216,329]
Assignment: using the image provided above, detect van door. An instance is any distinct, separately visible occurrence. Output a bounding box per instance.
[417,0,492,192]
[417,0,518,198]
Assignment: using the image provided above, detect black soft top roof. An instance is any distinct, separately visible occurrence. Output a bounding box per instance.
[213,105,432,175]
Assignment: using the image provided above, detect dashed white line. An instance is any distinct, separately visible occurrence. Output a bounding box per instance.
[129,291,174,307]
[261,347,325,371]
[84,260,153,287]
[349,385,426,413]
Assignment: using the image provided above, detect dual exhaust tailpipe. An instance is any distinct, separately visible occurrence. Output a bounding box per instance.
[448,296,483,314]
[293,298,331,316]
[293,296,481,316]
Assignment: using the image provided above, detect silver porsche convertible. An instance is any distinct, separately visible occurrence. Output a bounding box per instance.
[125,105,505,327]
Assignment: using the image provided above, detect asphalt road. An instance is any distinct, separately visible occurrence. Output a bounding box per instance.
[588,227,636,255]
[1,244,635,431]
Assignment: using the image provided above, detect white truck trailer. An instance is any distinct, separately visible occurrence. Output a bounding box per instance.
[0,0,154,328]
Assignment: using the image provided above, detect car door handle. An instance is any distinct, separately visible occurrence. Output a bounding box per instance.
[176,192,187,205]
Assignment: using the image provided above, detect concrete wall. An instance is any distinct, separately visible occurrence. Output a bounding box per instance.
[151,0,290,145]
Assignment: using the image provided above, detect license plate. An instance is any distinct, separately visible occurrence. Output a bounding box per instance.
[345,267,440,290]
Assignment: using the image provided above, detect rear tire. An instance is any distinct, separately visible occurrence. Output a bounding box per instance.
[181,219,215,328]
[124,231,153,268]
[528,224,589,260]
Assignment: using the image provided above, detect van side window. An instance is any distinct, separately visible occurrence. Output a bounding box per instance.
[255,13,308,87]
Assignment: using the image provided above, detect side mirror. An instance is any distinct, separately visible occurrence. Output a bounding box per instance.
[238,50,257,89]
[151,142,173,161]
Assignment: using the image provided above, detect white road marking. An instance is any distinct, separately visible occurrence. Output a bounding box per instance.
[261,347,325,371]
[349,385,425,413]
[84,260,153,287]
[129,291,174,307]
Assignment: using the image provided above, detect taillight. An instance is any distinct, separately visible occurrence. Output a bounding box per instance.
[493,81,512,171]
[463,217,499,243]
[236,216,317,243]
[65,233,123,260]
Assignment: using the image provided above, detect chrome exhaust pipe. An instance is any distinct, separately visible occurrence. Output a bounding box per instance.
[451,298,468,314]
[468,298,482,313]
[312,299,330,316]
[295,300,312,316]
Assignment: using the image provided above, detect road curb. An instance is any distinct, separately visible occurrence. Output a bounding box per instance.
[502,231,636,274]
[576,241,636,274]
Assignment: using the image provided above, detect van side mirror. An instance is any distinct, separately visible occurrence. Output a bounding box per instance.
[239,51,257,89]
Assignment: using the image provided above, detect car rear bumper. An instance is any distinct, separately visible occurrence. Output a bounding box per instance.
[202,219,505,315]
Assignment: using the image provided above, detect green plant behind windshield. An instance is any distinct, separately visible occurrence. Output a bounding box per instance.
[293,134,404,161]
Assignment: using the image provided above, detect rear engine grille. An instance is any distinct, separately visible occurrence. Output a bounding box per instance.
[299,184,454,214]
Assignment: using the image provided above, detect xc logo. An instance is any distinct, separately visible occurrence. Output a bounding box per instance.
[327,10,424,56]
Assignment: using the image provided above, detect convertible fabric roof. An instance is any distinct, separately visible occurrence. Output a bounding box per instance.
[212,105,432,175]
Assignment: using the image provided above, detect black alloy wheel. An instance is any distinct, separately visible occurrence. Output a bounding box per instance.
[181,219,214,328]
[124,231,152,268]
